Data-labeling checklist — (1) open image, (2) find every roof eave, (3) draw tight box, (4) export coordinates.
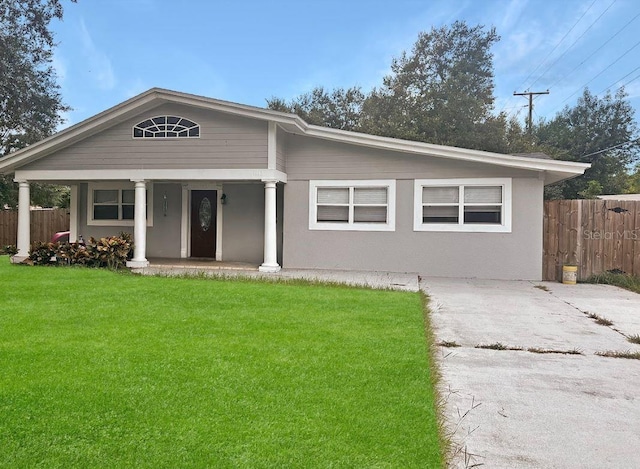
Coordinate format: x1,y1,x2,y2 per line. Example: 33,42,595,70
304,125,591,182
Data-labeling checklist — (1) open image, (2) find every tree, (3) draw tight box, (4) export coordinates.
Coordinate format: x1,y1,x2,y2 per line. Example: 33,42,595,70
626,166,640,193
360,21,507,152
0,0,73,208
267,86,365,131
267,22,507,152
537,88,639,199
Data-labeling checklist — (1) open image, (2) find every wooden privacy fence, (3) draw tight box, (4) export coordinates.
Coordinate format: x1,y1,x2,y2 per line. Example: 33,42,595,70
543,199,640,281
0,209,70,247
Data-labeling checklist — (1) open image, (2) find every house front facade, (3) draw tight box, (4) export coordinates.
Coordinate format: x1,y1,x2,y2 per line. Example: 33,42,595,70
0,88,589,279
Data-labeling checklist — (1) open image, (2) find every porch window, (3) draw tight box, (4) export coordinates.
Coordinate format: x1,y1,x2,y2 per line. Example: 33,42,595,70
133,116,200,138
87,183,154,226
309,180,396,231
414,178,511,232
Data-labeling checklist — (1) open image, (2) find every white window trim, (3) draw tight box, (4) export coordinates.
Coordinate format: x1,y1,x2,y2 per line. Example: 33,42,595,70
309,180,396,231
132,115,200,139
413,178,512,233
87,182,154,227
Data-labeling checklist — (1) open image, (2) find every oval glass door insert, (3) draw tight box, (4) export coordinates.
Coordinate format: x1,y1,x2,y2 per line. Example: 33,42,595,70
199,197,212,231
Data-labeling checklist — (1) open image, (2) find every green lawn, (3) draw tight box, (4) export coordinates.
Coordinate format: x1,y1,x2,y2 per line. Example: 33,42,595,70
0,257,443,468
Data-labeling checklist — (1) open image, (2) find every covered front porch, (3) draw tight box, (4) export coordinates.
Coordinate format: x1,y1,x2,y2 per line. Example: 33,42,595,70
12,174,284,273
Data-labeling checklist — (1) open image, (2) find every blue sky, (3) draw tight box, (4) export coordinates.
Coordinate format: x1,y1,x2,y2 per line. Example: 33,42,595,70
51,0,640,129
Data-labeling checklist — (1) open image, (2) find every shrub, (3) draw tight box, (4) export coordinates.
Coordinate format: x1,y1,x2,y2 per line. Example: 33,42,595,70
1,245,18,256
91,234,133,269
28,242,59,265
27,233,134,269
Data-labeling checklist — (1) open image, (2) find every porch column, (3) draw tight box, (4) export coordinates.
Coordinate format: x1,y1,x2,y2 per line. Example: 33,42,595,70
126,180,149,268
69,184,79,243
12,180,30,263
259,180,281,273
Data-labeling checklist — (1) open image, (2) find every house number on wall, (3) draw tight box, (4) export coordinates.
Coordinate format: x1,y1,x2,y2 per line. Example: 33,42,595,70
199,197,212,231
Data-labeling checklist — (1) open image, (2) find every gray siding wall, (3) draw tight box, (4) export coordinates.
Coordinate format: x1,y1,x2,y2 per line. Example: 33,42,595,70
282,178,544,280
285,134,535,180
276,129,286,172
27,103,268,171
78,182,182,258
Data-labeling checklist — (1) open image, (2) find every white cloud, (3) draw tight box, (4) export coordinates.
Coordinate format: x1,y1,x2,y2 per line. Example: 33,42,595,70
79,18,116,90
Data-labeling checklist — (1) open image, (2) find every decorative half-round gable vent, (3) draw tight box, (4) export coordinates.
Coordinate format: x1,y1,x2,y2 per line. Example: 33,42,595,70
133,116,200,138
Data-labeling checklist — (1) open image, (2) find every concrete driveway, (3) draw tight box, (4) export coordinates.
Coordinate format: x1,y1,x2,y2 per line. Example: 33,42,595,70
422,278,640,469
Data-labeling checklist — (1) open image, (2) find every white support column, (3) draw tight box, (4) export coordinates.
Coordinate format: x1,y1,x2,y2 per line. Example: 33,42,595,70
12,181,30,263
69,184,79,243
126,180,149,268
259,180,281,272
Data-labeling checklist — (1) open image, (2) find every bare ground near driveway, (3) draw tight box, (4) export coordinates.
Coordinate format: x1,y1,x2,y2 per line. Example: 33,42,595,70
422,278,640,469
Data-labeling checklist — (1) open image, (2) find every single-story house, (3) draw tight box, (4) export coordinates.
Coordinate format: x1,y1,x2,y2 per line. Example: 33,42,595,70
0,88,590,279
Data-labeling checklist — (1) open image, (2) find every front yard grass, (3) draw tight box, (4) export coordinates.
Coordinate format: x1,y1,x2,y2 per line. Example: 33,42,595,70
0,257,443,468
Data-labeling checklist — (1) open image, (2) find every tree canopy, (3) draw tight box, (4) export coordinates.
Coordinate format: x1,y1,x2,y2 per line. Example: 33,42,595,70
0,0,72,208
269,21,508,152
536,88,639,199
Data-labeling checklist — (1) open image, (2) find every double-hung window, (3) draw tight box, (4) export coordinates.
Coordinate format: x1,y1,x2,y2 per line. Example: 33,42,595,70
88,182,153,226
414,178,511,232
309,180,396,231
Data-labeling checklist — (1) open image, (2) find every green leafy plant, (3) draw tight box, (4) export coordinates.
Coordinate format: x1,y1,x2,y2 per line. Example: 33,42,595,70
27,241,59,265
1,244,17,256
90,234,133,269
27,233,133,269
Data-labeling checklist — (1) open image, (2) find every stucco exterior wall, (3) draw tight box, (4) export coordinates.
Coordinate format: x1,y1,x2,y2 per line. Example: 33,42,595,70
282,178,544,280
25,103,269,171
221,183,265,264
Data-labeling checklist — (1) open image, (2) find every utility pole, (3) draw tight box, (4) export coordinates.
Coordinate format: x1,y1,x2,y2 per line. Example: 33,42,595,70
513,90,549,135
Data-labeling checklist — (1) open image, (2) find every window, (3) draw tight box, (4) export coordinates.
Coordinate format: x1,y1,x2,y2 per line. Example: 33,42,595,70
414,179,511,232
133,116,200,138
87,183,154,226
309,180,396,231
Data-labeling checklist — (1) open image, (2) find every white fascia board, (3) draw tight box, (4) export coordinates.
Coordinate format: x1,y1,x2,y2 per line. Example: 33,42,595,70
14,168,288,183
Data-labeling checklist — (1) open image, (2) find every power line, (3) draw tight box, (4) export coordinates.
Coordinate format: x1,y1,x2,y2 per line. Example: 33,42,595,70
530,0,616,90
621,71,640,88
598,65,640,94
499,0,598,117
514,0,598,94
549,38,640,114
580,138,640,159
546,10,639,91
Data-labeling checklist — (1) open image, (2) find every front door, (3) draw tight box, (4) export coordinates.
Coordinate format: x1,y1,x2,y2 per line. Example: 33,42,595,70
190,190,217,258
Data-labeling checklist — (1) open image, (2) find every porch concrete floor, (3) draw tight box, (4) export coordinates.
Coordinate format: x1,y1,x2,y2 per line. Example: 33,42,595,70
145,258,258,271
133,259,419,291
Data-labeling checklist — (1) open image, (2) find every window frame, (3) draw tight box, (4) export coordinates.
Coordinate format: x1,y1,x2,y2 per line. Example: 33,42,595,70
309,180,396,231
132,115,200,139
87,182,154,227
413,178,512,232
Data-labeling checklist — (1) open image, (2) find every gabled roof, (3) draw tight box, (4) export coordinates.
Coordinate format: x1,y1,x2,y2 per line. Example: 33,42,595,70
0,87,590,184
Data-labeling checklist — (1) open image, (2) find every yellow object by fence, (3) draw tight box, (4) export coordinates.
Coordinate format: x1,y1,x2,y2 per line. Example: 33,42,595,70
562,265,578,285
